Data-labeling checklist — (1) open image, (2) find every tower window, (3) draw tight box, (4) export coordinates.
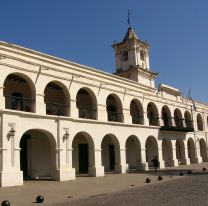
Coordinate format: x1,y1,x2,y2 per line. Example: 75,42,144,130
140,51,145,61
122,50,128,61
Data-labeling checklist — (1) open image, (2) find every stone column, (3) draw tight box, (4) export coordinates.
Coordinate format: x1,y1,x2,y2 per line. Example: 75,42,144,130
158,147,165,169
0,86,5,109
123,108,132,124
171,146,179,167
143,111,149,126
70,99,78,118
114,148,128,174
195,140,202,163
97,104,108,122
136,148,148,171
35,93,46,115
181,147,190,165
88,148,104,177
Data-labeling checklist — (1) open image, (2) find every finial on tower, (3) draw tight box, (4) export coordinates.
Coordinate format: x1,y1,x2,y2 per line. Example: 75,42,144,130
127,9,131,27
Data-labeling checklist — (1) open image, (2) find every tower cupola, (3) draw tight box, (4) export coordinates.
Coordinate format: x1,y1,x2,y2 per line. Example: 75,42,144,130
112,27,158,87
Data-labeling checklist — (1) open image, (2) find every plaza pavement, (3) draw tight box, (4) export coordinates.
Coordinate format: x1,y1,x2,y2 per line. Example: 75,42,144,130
0,162,208,206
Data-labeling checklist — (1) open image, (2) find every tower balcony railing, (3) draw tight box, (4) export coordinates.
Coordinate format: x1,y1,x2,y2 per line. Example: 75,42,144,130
160,117,194,132
46,102,69,116
131,115,143,124
5,95,35,112
78,107,97,120
107,111,123,122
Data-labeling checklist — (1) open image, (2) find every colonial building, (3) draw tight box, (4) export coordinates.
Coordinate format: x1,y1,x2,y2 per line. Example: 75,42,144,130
0,27,207,187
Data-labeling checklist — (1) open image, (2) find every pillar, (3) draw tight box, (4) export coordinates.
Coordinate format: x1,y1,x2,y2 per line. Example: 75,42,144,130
123,108,132,124
70,99,78,118
136,148,148,171
0,86,5,109
114,148,128,174
158,147,165,169
88,148,104,177
97,104,107,121
35,93,46,114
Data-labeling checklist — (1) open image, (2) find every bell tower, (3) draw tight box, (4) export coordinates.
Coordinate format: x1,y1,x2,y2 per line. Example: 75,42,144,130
112,27,158,87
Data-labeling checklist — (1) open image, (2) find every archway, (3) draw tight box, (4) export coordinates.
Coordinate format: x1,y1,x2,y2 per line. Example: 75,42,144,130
176,139,185,164
162,138,173,167
197,113,203,131
174,109,183,127
76,88,97,120
106,94,123,122
147,102,159,126
20,129,56,180
184,111,193,129
130,99,144,124
101,134,120,172
125,135,141,170
44,81,70,116
199,139,208,162
72,132,94,175
187,138,196,163
145,136,158,167
161,106,172,127
4,73,36,112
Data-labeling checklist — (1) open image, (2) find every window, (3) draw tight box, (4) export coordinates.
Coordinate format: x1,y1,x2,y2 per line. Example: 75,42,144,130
122,50,128,61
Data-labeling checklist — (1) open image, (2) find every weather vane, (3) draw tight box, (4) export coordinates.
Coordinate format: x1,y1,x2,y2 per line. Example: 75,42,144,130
127,9,131,27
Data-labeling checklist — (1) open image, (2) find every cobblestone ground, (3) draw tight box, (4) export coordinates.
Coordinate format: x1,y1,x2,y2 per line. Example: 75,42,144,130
1,163,208,206
55,173,208,206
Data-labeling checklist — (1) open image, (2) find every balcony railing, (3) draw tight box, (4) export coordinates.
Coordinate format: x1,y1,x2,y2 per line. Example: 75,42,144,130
160,117,194,132
197,123,204,131
78,108,97,120
148,117,159,126
107,111,123,122
132,115,143,124
46,102,69,116
5,95,35,112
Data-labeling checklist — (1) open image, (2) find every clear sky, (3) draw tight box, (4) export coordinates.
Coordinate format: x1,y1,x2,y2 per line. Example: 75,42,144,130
0,0,208,103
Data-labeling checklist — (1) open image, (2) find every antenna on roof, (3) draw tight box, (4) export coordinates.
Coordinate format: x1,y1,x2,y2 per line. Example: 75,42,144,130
127,9,131,27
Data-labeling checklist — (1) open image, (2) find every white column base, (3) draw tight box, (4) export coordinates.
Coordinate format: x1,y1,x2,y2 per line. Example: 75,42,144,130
88,166,104,177
136,163,148,171
0,170,23,187
52,168,75,181
115,164,128,174
159,160,165,169
180,158,190,165
169,159,179,167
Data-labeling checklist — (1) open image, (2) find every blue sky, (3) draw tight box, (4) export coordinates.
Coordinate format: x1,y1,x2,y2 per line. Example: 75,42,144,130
1,0,208,102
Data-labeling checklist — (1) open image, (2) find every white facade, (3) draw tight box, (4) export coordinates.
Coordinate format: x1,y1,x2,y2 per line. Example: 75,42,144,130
0,27,208,187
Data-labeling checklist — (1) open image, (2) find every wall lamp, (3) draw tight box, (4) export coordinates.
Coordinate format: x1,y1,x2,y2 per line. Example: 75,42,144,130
63,130,69,141
7,127,15,140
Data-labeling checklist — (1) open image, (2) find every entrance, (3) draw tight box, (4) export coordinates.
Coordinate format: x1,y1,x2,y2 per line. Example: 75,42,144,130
20,134,30,178
79,144,89,173
109,145,115,170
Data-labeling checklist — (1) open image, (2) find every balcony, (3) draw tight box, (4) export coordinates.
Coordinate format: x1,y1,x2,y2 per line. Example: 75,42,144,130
132,115,143,124
160,117,194,132
108,111,123,122
5,95,35,112
46,102,69,116
148,117,159,126
79,108,97,120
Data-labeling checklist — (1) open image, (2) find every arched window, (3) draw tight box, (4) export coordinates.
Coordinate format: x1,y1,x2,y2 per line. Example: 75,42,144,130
130,99,144,124
197,113,203,131
122,50,128,61
161,106,172,127
147,102,159,126
174,109,183,127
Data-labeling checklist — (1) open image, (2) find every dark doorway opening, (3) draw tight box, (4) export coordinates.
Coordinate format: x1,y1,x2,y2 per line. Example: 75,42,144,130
79,144,89,173
109,145,115,170
20,134,30,178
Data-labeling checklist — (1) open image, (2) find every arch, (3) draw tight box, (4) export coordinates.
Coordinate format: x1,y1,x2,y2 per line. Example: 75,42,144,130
174,109,183,127
161,105,172,127
199,139,208,162
145,136,158,167
187,138,196,163
184,111,193,128
162,138,173,167
197,113,203,131
106,94,123,122
147,102,159,126
76,87,97,120
130,99,144,124
176,139,185,165
101,134,120,172
20,129,56,180
44,81,70,116
72,132,95,175
125,135,141,169
4,73,36,112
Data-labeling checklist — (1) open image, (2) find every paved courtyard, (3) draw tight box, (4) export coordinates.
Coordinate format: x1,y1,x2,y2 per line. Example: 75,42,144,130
0,163,208,206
